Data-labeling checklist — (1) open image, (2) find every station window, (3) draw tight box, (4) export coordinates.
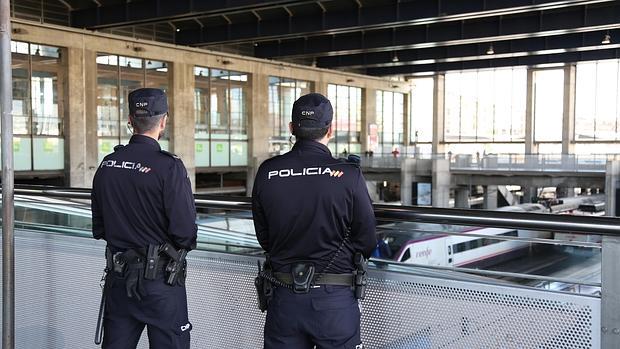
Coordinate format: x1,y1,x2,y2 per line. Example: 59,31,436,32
444,68,526,143
533,69,564,143
11,40,65,171
327,84,362,156
194,67,249,167
96,54,170,162
401,248,411,262
376,91,405,155
268,77,313,155
410,77,433,150
575,60,620,141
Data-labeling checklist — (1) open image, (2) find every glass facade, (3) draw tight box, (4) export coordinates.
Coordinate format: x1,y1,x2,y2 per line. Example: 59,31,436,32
268,77,312,155
194,67,249,167
376,90,405,154
444,68,526,143
327,84,362,155
533,69,564,143
410,77,434,146
11,40,64,171
96,54,170,162
575,60,620,141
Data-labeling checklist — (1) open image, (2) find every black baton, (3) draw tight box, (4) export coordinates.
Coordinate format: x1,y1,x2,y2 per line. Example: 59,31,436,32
94,270,106,345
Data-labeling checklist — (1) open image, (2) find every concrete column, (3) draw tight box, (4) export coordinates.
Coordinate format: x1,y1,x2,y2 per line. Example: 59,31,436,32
432,159,450,208
455,187,470,208
556,186,575,198
401,158,415,206
525,69,538,154
65,47,89,187
562,64,576,155
605,160,620,217
246,71,270,196
402,92,410,155
315,81,329,96
431,74,445,155
170,62,196,190
362,87,377,153
522,186,538,204
401,158,434,206
483,185,498,210
81,49,99,188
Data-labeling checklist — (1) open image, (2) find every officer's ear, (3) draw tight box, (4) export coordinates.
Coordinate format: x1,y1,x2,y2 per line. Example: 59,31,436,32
288,122,294,135
326,124,334,139
160,113,168,129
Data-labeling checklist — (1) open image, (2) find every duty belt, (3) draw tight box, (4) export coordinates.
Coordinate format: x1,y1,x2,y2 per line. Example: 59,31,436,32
273,272,353,286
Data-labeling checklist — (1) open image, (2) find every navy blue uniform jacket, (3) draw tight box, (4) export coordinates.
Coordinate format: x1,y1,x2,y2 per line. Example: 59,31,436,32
252,140,377,274
91,135,197,252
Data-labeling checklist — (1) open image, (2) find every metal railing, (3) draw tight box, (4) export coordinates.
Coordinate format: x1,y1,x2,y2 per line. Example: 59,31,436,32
3,186,620,348
360,153,616,173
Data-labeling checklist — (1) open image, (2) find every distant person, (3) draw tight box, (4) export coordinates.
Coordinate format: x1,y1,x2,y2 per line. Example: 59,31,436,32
252,93,376,349
92,88,197,348
392,148,400,158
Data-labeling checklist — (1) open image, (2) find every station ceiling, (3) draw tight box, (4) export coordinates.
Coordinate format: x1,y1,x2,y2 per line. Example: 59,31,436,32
22,0,620,76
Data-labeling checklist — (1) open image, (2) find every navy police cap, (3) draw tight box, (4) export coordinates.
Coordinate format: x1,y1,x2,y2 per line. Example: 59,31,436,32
128,88,168,117
291,93,333,129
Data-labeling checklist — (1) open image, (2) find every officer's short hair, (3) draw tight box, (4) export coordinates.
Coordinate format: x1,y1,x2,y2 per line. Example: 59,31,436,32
293,125,329,140
131,113,165,134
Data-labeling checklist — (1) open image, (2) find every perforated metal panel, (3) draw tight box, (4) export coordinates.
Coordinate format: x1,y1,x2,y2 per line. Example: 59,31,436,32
360,277,598,348
0,230,601,348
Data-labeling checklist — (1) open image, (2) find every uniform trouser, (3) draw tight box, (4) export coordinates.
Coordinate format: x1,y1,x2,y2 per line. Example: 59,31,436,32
102,272,192,349
264,285,362,349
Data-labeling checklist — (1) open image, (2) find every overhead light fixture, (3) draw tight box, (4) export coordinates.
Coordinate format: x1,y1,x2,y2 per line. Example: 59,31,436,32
602,33,611,45
176,28,181,32
486,44,495,55
392,53,399,62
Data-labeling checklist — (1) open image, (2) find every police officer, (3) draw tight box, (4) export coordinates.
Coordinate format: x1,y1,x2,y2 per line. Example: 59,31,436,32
252,93,377,349
92,88,197,349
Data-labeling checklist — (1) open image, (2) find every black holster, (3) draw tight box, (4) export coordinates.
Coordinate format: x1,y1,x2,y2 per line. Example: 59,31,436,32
160,243,188,286
254,256,273,312
353,252,368,300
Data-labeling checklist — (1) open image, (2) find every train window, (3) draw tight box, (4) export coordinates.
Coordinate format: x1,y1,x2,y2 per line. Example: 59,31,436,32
401,248,411,262
452,230,518,253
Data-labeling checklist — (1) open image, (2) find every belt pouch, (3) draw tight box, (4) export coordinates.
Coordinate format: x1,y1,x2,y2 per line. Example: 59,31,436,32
144,244,160,280
291,263,315,294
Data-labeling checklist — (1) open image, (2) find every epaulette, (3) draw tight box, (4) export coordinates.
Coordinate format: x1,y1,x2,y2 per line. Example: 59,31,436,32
160,149,180,160
346,154,362,167
113,144,124,151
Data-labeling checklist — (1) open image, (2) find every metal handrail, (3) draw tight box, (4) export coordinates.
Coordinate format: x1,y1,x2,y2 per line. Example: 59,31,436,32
11,185,619,236
9,185,608,288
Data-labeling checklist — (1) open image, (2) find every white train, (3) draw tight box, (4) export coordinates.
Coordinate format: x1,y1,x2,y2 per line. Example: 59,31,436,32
375,203,556,267
377,223,547,268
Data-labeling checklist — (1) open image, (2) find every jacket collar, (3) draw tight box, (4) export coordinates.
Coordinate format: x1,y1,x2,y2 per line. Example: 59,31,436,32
292,139,332,156
129,134,161,150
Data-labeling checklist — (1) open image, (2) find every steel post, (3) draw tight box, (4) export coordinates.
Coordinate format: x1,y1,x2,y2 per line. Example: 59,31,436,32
0,0,14,347
602,236,620,348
